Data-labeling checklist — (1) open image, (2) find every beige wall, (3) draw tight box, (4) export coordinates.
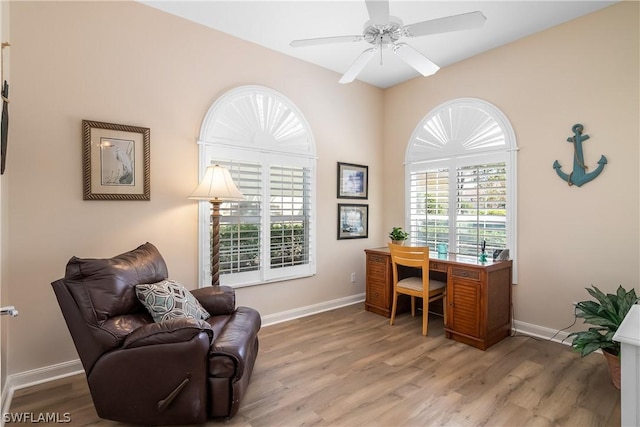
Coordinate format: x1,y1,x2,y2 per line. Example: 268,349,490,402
383,2,639,331
7,1,383,375
0,0,9,392
5,0,639,377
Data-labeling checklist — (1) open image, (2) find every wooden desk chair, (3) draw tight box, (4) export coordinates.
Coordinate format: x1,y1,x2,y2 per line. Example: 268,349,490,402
388,243,447,336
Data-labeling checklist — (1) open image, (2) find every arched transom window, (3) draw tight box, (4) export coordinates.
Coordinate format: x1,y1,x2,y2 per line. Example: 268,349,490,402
405,98,517,266
197,86,316,287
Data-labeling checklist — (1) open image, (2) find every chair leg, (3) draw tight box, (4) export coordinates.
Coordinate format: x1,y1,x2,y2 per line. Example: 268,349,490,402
422,295,429,336
411,296,416,317
390,291,398,326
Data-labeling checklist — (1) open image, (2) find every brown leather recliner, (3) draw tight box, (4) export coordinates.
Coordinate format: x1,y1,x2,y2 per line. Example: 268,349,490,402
51,242,261,426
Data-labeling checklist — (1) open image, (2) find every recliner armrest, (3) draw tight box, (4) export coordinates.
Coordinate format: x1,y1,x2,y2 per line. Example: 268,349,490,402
191,286,235,316
122,318,213,349
209,306,261,380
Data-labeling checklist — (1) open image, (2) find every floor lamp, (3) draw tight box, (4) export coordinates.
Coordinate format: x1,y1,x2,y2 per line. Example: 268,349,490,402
189,164,244,286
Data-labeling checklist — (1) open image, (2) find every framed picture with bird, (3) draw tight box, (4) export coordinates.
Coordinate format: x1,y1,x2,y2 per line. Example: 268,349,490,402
82,120,150,200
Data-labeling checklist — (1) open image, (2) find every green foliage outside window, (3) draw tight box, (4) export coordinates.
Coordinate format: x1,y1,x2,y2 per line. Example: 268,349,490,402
217,223,308,273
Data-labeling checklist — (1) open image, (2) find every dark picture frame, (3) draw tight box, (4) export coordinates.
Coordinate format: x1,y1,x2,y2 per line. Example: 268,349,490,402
337,162,368,199
338,203,369,240
82,120,150,201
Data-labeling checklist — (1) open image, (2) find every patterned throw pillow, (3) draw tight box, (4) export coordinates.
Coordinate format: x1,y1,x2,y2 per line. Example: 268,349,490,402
135,279,210,323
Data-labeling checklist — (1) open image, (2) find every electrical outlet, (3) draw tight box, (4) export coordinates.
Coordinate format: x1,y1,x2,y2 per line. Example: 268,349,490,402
350,272,356,283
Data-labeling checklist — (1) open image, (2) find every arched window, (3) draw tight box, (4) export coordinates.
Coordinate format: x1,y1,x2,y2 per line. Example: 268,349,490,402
405,98,517,266
197,86,316,287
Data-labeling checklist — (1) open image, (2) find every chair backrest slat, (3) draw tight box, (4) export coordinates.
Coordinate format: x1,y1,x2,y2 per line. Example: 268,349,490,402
388,244,430,269
388,243,430,293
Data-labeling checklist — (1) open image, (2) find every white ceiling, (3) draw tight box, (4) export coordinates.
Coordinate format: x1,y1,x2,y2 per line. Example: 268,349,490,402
142,0,618,88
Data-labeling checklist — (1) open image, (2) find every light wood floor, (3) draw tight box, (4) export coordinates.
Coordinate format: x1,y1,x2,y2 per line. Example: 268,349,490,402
8,304,621,426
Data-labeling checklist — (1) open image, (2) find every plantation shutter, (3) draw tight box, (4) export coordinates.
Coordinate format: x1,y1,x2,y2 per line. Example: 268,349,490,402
214,156,314,285
217,160,262,276
455,162,507,256
409,167,449,248
269,165,311,269
408,158,507,257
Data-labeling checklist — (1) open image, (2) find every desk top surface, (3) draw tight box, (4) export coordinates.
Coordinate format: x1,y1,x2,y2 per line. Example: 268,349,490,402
365,246,512,269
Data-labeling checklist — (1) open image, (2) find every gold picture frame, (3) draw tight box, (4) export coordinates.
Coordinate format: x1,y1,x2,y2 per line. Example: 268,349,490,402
82,120,150,200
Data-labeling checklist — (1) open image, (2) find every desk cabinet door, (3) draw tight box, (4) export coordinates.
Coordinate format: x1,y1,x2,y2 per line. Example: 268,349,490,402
448,278,481,338
366,253,390,310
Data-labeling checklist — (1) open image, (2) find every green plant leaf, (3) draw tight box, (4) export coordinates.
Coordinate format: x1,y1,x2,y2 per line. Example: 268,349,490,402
580,341,603,357
575,300,618,331
587,286,616,315
569,285,637,358
618,286,639,320
569,328,609,357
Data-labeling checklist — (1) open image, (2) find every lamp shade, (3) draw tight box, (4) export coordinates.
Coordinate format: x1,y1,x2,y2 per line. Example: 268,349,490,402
188,164,244,201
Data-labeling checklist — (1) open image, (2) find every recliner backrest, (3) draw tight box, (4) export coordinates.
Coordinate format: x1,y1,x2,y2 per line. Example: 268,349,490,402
52,242,169,373
64,242,168,322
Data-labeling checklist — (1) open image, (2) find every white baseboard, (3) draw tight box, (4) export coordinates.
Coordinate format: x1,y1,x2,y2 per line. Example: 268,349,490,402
261,293,365,326
1,359,83,426
512,319,573,346
7,359,84,392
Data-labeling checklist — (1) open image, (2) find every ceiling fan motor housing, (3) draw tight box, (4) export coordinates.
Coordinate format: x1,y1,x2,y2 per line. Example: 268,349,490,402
363,16,403,47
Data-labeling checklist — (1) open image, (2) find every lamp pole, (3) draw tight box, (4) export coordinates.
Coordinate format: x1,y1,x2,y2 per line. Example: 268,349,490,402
210,200,222,287
189,164,244,287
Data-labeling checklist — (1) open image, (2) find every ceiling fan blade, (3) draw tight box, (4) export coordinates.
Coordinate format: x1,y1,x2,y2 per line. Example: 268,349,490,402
365,0,390,25
404,11,487,38
392,43,440,76
290,35,364,48
339,47,378,84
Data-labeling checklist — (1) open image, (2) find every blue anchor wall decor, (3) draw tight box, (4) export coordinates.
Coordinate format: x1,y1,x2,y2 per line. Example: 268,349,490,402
553,124,607,187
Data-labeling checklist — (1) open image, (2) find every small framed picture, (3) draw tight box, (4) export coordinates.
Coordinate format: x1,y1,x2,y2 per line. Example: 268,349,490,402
338,204,368,240
82,120,150,201
337,162,368,199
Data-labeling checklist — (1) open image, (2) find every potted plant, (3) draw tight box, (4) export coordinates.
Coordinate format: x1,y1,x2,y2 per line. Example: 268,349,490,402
568,285,639,390
389,227,409,245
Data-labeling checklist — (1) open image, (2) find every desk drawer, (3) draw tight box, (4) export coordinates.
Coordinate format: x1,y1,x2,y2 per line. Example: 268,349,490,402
367,282,386,306
367,254,388,264
429,261,447,272
367,262,387,278
450,267,481,281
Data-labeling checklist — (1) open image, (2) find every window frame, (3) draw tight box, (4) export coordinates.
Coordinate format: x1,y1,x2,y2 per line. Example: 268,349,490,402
404,98,518,278
196,86,317,288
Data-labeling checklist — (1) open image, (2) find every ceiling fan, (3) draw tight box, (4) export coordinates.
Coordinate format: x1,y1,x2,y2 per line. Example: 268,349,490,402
290,0,486,84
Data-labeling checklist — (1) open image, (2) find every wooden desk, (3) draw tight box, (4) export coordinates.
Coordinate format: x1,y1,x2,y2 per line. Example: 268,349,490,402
364,247,513,350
